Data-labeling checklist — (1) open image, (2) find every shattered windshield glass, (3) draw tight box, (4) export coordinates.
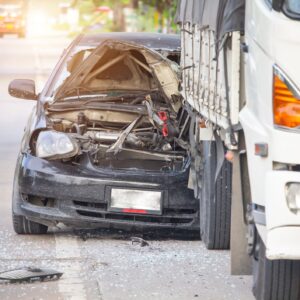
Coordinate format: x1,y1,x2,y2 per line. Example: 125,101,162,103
47,46,93,99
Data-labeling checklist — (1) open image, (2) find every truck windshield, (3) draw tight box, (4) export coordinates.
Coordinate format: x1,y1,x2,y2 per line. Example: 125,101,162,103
284,0,300,19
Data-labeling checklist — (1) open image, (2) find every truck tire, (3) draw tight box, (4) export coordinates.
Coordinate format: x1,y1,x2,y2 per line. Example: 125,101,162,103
253,235,300,300
200,141,232,250
12,212,48,234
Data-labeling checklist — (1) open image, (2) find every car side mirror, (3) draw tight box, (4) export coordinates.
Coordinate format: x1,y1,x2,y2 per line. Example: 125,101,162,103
8,79,38,100
272,0,283,11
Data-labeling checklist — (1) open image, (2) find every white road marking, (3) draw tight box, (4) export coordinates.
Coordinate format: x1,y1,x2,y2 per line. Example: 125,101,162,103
55,234,87,300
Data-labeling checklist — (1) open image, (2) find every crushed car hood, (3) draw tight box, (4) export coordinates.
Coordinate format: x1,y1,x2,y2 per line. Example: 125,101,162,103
54,40,182,112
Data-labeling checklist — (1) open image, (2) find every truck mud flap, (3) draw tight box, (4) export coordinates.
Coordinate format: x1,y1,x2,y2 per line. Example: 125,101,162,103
231,151,251,275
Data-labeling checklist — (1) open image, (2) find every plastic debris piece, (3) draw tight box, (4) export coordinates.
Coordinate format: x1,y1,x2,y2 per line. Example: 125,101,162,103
0,267,63,283
131,237,149,247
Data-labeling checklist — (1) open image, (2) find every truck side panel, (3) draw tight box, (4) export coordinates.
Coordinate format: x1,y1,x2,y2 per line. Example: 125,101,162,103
180,22,242,146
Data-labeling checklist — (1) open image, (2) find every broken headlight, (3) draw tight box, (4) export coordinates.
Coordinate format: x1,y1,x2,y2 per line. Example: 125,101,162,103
36,131,79,160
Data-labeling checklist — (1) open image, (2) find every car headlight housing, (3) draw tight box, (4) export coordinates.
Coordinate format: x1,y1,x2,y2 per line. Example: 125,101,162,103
285,183,300,213
36,131,79,160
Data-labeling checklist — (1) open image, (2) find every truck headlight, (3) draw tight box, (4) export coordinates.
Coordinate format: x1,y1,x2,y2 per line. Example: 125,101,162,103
36,131,79,160
285,183,300,212
273,66,300,129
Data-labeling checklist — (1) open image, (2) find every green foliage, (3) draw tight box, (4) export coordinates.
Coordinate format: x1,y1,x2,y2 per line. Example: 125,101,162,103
142,0,177,12
72,0,178,33
92,0,131,6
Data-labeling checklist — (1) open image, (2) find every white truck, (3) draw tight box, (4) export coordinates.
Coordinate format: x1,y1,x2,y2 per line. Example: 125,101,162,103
175,0,300,299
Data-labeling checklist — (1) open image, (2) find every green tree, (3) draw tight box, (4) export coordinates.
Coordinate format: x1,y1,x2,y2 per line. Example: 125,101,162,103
71,0,178,33
93,0,131,31
140,0,178,32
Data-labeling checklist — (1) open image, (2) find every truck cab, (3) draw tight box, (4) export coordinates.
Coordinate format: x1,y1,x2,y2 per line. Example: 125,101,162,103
176,0,300,299
242,0,300,258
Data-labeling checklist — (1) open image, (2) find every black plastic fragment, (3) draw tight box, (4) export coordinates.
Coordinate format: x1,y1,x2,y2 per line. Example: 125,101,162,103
0,267,63,283
131,237,149,247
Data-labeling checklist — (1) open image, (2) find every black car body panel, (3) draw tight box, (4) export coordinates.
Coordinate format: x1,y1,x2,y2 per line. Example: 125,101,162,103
15,154,198,230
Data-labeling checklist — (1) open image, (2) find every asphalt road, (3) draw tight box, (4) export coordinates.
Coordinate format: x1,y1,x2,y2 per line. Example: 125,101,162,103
0,34,254,300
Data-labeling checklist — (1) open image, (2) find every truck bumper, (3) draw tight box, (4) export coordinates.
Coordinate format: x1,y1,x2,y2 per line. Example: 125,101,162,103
267,227,300,260
264,170,300,259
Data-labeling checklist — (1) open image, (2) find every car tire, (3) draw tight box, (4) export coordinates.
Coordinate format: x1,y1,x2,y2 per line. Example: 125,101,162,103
12,169,48,235
12,212,48,234
200,141,232,250
253,234,300,300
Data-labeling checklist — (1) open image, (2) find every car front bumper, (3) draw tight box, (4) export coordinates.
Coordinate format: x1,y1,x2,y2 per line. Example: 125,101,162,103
15,154,199,230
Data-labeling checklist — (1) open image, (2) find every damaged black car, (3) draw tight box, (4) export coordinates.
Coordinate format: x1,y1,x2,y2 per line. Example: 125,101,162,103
9,33,199,234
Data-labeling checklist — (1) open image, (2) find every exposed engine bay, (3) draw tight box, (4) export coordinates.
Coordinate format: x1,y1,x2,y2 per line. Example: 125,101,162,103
38,40,189,173
44,92,190,172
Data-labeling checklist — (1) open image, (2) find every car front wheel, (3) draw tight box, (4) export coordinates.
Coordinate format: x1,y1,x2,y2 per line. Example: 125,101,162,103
12,213,48,234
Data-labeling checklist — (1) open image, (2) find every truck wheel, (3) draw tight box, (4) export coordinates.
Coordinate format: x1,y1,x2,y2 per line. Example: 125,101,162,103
12,212,48,234
253,234,300,300
200,141,232,250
